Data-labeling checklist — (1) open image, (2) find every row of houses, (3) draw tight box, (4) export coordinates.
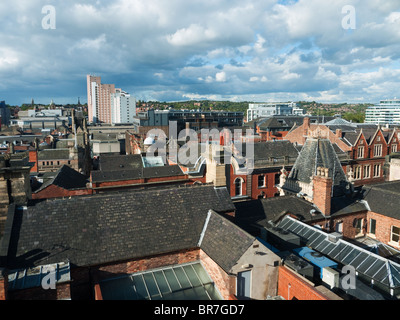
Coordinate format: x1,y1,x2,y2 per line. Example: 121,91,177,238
1,113,400,300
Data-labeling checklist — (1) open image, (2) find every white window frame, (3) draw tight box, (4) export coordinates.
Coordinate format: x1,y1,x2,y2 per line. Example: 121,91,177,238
368,218,376,237
373,164,381,177
258,175,266,188
355,166,362,180
363,165,371,179
234,178,244,196
374,144,382,157
390,226,400,246
357,146,364,159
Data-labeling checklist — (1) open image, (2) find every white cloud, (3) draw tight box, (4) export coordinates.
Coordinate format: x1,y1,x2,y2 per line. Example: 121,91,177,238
215,71,227,82
1,0,400,105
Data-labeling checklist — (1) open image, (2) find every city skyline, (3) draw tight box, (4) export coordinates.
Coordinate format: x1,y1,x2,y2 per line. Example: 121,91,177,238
1,0,400,106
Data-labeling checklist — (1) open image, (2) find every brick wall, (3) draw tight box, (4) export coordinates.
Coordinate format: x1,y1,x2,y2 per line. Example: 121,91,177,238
277,266,329,300
94,249,200,283
0,269,7,300
367,211,400,249
91,175,189,190
330,212,368,239
250,172,280,199
7,282,71,300
32,184,92,200
28,150,38,172
199,249,236,300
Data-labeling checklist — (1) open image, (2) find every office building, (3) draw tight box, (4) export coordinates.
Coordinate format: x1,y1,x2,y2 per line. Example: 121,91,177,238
365,99,400,125
247,102,302,122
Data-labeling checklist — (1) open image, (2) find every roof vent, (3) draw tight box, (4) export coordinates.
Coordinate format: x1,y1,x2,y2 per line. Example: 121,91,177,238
328,232,343,243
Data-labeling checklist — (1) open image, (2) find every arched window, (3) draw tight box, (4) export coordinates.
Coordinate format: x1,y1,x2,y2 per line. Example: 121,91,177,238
234,178,244,196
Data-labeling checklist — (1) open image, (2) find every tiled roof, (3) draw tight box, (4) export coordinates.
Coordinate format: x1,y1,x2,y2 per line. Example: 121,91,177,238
98,154,144,171
287,138,349,196
235,196,325,229
4,185,236,269
235,140,299,162
201,210,255,272
91,165,185,183
37,149,70,160
34,165,88,193
362,181,400,220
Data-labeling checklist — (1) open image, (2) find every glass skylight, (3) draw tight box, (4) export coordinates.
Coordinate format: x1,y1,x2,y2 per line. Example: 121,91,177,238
99,262,222,300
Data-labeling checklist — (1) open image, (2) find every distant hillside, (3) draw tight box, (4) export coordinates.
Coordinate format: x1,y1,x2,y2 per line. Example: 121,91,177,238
138,100,372,123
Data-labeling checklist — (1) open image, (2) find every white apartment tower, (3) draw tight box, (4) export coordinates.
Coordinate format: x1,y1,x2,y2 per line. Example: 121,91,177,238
87,75,135,124
111,89,136,124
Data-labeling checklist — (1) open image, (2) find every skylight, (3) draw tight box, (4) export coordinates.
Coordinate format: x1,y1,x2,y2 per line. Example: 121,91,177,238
99,262,222,300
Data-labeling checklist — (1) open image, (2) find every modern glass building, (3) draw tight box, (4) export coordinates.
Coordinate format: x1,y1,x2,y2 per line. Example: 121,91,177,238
247,102,304,122
365,99,400,125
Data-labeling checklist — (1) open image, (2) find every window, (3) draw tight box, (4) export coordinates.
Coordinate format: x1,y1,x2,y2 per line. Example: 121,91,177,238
353,218,364,236
357,146,364,158
391,226,400,244
392,144,398,153
258,175,265,188
363,165,371,179
373,164,381,177
274,173,280,185
355,166,362,180
369,219,376,235
234,178,243,196
374,144,382,157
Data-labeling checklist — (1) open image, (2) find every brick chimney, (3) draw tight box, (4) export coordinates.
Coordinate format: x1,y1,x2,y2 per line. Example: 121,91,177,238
303,117,310,141
204,144,226,188
312,167,333,216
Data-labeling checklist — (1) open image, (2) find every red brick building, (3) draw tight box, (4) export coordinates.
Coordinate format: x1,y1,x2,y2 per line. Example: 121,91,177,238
0,185,281,300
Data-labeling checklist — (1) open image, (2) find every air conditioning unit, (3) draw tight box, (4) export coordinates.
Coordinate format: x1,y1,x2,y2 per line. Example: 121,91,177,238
284,253,314,281
322,267,340,289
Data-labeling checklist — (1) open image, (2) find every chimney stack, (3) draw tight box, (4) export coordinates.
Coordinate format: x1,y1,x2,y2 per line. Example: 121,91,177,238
312,167,333,216
204,144,227,188
303,117,310,142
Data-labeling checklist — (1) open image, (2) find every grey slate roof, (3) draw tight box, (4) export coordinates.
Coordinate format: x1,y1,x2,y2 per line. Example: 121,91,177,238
287,138,350,197
38,149,70,160
98,154,144,171
91,164,185,183
234,140,299,164
3,185,236,269
247,116,335,131
235,196,325,228
362,181,400,220
201,210,255,272
34,165,88,193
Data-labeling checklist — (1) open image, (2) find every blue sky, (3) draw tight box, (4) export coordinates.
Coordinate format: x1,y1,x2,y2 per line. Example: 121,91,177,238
1,0,400,105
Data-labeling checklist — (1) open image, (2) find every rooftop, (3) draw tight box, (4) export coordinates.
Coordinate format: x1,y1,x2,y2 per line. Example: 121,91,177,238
1,185,236,270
